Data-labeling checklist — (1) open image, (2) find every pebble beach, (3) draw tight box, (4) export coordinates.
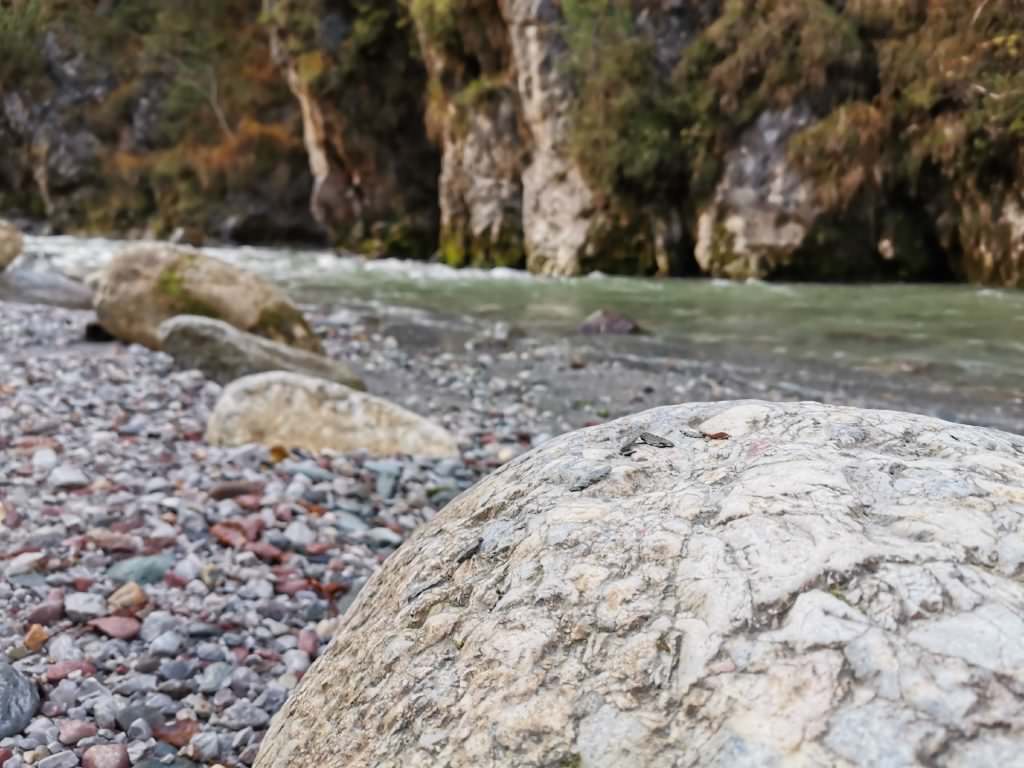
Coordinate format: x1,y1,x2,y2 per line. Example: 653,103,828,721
1,289,1020,768
0,297,722,768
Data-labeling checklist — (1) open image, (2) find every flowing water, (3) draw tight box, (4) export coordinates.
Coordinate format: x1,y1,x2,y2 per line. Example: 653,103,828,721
19,235,1024,432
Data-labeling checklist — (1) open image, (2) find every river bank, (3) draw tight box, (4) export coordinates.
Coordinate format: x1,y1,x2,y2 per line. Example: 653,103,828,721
1,279,1022,766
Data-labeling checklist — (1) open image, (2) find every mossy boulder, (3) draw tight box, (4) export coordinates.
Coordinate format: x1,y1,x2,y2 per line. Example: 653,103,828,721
93,244,321,352
0,219,23,271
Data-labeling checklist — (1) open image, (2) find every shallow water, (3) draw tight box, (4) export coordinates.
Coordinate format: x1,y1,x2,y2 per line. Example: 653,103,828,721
20,235,1024,427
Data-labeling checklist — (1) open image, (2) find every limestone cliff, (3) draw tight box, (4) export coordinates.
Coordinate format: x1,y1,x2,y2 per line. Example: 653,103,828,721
1,1,1023,286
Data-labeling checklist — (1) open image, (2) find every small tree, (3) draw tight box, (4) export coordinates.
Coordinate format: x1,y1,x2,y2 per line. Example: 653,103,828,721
143,0,237,140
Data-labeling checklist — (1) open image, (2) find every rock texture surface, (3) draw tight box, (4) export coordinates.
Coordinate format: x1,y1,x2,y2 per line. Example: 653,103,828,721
0,219,23,271
256,400,1024,768
93,245,321,352
206,371,459,458
158,315,364,388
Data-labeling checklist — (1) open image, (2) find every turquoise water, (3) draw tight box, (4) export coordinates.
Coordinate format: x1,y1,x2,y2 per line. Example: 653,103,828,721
23,235,1024,400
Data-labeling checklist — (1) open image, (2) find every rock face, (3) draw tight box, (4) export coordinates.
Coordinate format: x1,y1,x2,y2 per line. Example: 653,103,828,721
695,107,821,280
262,0,439,255
256,400,1024,767
0,219,23,270
958,185,1024,288
206,371,459,458
158,315,364,388
93,245,321,353
0,662,39,738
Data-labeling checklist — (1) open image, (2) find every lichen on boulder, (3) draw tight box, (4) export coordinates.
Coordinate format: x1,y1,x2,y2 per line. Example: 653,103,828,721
256,400,1024,767
93,244,321,352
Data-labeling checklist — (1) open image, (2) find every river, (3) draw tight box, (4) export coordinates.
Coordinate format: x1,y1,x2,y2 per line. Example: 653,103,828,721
17,234,1024,435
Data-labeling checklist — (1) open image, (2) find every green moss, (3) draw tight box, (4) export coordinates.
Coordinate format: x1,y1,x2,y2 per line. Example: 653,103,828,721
256,302,322,353
154,255,221,317
562,0,686,206
440,225,525,269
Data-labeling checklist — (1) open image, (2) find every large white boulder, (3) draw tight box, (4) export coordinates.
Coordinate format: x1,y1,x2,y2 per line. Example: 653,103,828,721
206,371,459,458
256,400,1024,767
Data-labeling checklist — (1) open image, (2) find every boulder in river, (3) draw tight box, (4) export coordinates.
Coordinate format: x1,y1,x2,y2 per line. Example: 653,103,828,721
0,220,24,271
0,662,40,738
158,315,365,389
206,371,459,458
256,400,1024,767
92,245,321,352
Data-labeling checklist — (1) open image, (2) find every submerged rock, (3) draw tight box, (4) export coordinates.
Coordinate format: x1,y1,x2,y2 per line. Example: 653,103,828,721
206,371,459,458
0,220,24,271
256,401,1024,767
577,308,642,335
158,315,364,388
92,245,321,352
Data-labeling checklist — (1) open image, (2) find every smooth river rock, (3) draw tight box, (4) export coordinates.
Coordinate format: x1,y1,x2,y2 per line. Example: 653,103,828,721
158,315,365,388
206,371,459,458
0,267,94,309
256,400,1024,768
92,244,321,352
0,662,40,738
0,219,22,271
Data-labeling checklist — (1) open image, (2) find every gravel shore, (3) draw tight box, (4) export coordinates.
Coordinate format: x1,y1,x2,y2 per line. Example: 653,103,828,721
1,296,1018,768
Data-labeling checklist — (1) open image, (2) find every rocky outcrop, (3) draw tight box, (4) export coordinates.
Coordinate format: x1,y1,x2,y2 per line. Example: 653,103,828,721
0,5,316,242
0,220,23,270
206,371,459,458
695,107,821,279
93,245,321,352
262,0,439,256
957,184,1024,288
158,315,364,388
256,400,1024,767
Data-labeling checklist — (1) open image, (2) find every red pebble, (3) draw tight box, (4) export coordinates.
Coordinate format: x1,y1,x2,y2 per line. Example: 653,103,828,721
73,577,94,591
276,579,311,595
82,744,130,768
164,571,188,588
210,523,247,549
297,629,319,657
46,661,97,683
246,541,284,562
25,600,64,626
88,616,141,640
0,747,12,766
235,494,263,511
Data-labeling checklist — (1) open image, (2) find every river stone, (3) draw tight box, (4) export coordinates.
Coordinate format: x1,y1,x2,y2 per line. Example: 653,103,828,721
0,268,93,309
92,244,321,352
157,315,364,389
0,219,22,271
0,662,40,738
256,401,1024,768
205,372,459,458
